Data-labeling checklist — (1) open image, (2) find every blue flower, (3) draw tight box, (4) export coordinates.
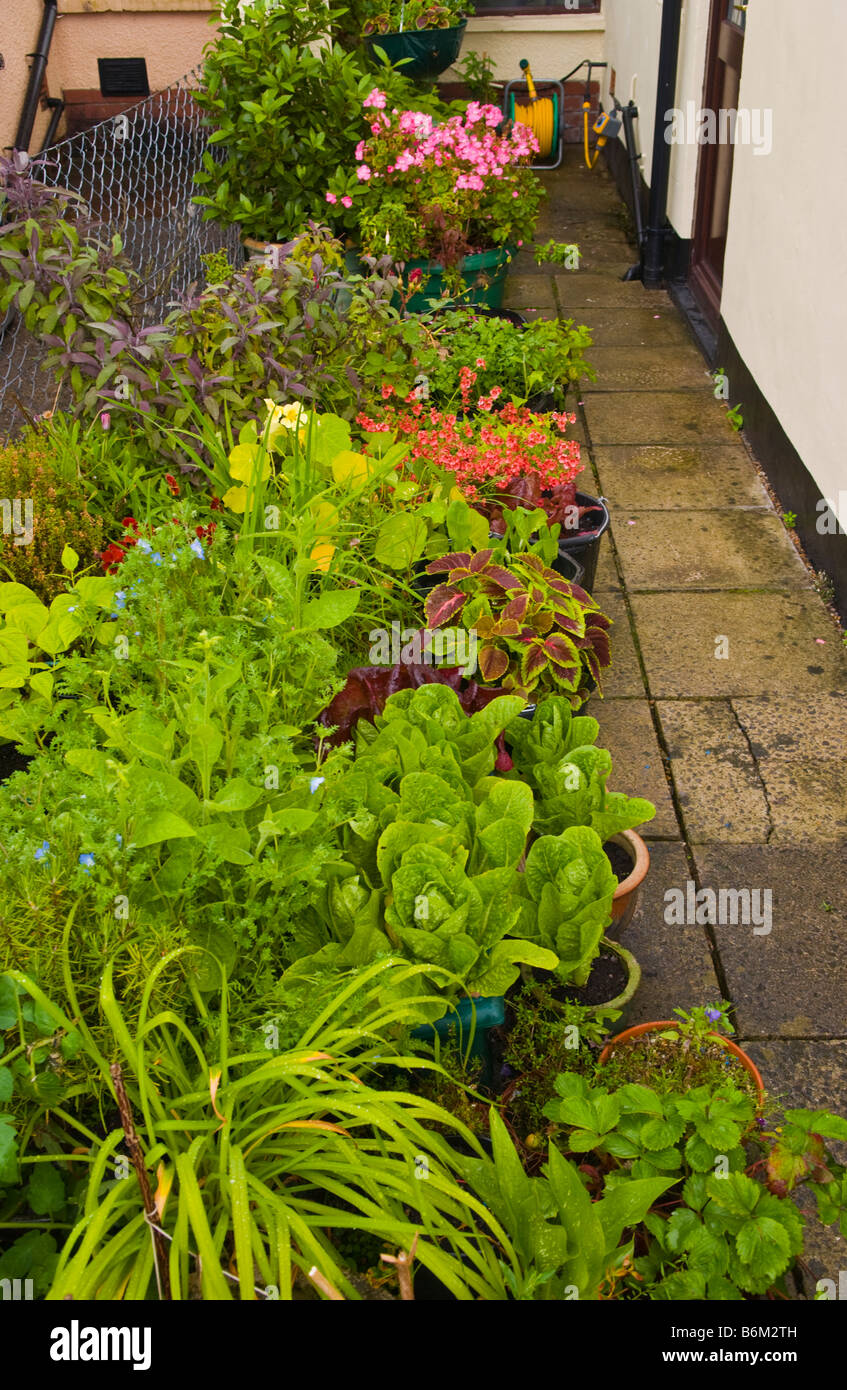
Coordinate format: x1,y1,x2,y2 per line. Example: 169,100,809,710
78,852,95,871
151,552,162,565
136,538,152,555
309,776,325,794
114,590,127,610
189,538,205,560
34,840,50,862
705,1008,722,1022
115,833,123,846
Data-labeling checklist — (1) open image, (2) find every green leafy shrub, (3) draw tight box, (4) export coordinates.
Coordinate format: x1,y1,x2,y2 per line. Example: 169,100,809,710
0,431,105,601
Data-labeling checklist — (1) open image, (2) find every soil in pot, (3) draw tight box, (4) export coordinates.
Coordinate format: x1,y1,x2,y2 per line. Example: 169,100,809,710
604,838,634,883
601,1031,760,1103
555,947,629,1009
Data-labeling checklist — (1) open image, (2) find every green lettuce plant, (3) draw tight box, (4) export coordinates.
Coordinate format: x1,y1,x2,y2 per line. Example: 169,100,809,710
514,826,617,985
504,695,656,840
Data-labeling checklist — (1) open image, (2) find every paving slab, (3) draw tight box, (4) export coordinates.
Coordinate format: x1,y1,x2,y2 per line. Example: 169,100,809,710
742,1040,847,1298
593,444,771,510
613,510,812,591
582,697,680,839
607,842,723,1025
584,390,739,445
554,274,660,311
567,308,692,347
631,591,847,698
591,537,621,593
656,700,771,844
732,696,847,762
503,275,557,311
581,346,711,392
596,590,646,698
693,844,847,1039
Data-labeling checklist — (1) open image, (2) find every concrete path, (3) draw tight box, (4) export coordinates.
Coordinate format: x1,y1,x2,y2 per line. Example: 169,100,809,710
506,150,847,1296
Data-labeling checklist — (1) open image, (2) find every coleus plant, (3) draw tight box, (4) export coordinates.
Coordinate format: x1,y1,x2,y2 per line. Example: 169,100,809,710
505,695,655,840
424,549,612,705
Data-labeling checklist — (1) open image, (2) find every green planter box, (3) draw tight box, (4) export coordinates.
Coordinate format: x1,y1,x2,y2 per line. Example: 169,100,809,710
365,21,467,82
402,243,516,313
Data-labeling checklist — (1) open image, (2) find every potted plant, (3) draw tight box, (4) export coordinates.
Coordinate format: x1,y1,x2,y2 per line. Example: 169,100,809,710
423,549,613,707
504,695,654,927
363,2,468,83
328,93,543,308
413,306,597,410
597,1003,765,1103
193,1,420,252
357,390,609,589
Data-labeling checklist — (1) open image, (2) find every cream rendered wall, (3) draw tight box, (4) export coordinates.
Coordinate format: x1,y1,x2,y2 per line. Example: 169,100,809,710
445,11,605,84
1,5,217,153
601,0,709,238
721,0,847,525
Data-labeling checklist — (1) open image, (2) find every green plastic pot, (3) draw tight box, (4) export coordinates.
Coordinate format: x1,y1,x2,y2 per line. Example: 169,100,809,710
365,21,467,82
401,243,516,313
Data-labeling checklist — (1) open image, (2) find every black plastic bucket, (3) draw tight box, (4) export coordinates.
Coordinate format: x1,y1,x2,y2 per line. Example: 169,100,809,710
556,492,610,593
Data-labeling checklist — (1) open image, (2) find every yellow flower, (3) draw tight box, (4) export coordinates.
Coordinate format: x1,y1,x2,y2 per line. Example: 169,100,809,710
222,484,248,513
228,442,271,486
310,542,336,573
264,398,310,438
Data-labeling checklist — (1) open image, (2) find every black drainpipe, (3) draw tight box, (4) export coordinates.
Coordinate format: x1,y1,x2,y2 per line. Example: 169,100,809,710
642,0,684,289
14,0,59,154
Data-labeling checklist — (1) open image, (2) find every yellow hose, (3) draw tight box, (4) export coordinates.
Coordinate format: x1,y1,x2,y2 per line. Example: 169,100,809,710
583,101,601,169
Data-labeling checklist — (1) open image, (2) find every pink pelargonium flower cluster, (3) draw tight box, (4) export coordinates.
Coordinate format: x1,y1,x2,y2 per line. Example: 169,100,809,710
354,93,539,196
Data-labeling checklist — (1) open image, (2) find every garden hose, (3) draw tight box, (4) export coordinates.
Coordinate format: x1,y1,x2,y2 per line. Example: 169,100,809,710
511,61,558,161
584,102,602,169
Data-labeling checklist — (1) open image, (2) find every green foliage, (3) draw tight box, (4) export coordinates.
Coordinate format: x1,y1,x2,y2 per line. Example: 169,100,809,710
7,962,516,1300
453,49,500,105
505,694,655,840
425,550,613,705
0,431,106,603
459,1109,674,1300
410,309,595,406
193,2,436,243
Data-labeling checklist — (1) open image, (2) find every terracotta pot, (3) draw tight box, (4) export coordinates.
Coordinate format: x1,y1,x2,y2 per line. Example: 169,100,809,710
598,1020,765,1105
608,828,650,932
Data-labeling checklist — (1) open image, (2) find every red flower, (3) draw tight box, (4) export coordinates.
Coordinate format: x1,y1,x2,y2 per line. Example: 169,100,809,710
122,516,139,532
100,543,126,574
165,474,180,498
210,496,223,512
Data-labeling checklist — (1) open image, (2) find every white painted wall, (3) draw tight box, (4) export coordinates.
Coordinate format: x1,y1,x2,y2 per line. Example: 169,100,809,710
721,0,847,526
600,0,709,238
445,11,605,84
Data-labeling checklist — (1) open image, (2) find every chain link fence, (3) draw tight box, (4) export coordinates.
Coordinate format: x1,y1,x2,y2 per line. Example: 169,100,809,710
0,68,241,439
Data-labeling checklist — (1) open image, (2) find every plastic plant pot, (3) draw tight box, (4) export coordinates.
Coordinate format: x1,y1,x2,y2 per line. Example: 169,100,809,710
598,1020,766,1107
402,244,516,314
365,20,467,82
606,829,650,934
556,492,610,593
411,994,504,1086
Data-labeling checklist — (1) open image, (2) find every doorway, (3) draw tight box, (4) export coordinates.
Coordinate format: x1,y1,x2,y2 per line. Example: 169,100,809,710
689,0,747,328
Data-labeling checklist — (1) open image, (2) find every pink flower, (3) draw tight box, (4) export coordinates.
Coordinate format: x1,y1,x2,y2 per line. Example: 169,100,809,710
355,140,366,161
475,357,486,368
363,89,387,110
100,411,111,430
341,196,353,209
325,192,337,204
356,164,372,181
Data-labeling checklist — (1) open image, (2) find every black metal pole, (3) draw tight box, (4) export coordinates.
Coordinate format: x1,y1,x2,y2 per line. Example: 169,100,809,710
642,0,684,288
14,0,59,154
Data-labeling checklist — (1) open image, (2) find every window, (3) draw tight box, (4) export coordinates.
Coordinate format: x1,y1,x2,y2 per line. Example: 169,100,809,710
727,2,747,30
471,1,601,14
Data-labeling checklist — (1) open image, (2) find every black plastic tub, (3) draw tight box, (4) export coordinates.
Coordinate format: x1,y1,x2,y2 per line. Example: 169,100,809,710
555,491,610,593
